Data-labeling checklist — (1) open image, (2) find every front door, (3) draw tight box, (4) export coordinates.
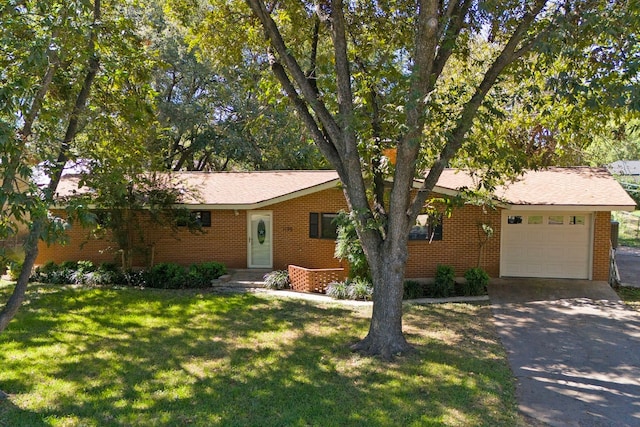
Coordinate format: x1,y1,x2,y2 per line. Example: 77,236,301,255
248,211,272,268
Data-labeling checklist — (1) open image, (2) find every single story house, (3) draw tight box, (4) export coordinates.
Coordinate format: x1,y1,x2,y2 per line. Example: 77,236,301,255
608,160,640,176
36,167,636,281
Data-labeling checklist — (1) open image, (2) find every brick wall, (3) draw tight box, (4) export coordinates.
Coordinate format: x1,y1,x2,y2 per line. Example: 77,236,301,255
406,204,501,278
35,189,612,281
592,211,611,281
36,189,502,277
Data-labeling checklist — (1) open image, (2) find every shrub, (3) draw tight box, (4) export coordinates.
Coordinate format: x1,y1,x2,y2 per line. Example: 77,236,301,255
76,260,96,274
463,267,489,296
122,269,147,287
84,267,124,286
187,262,227,288
403,280,424,300
144,262,187,289
7,261,23,281
263,270,290,289
348,278,373,301
326,280,349,299
333,211,370,281
433,264,455,298
34,261,76,284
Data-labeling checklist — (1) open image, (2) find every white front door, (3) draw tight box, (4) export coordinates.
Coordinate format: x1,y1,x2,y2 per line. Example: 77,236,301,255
500,211,593,279
248,211,273,268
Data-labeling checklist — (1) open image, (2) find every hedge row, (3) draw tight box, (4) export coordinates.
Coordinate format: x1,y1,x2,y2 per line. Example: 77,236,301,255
31,260,226,289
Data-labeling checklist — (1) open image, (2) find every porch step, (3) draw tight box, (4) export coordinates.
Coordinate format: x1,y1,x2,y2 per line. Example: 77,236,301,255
217,269,270,287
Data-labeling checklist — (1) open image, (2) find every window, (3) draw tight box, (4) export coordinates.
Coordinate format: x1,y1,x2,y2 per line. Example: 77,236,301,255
178,210,211,227
309,213,338,239
570,216,585,225
409,214,443,241
193,211,211,227
94,210,111,226
508,215,523,224
528,215,543,225
548,215,564,225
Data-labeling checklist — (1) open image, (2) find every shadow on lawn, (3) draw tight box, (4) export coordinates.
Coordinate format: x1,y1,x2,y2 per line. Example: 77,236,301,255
0,286,517,426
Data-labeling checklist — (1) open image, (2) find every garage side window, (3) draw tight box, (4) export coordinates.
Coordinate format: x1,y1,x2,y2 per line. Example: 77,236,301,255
507,215,523,224
570,216,585,225
548,215,564,225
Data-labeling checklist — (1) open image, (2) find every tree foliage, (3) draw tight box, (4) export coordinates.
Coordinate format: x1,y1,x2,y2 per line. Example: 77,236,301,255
0,0,159,332
177,0,640,359
142,1,326,171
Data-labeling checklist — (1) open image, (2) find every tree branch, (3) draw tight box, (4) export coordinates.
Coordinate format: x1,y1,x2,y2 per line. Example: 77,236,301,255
0,0,102,333
430,0,473,91
268,54,343,173
412,0,550,218
245,0,343,148
328,0,357,155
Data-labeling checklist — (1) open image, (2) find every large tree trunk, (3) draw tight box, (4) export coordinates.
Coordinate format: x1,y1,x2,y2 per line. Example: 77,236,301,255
245,0,551,361
351,243,412,360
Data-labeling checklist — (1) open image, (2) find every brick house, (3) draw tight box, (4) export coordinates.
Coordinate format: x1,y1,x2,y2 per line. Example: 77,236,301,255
36,167,635,280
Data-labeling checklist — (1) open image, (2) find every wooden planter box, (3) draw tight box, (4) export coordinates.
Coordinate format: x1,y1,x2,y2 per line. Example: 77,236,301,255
288,265,347,293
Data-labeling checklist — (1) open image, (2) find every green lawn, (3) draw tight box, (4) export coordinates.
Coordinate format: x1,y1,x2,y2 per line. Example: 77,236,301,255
613,211,640,247
0,282,522,426
618,286,640,311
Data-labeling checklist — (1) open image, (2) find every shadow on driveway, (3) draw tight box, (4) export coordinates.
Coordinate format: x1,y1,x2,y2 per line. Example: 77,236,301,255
489,279,640,427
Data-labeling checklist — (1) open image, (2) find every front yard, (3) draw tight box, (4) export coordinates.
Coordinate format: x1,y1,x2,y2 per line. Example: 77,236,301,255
0,281,522,426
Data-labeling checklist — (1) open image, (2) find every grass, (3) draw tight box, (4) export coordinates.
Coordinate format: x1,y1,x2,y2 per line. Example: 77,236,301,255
0,281,522,426
613,211,640,247
617,286,640,311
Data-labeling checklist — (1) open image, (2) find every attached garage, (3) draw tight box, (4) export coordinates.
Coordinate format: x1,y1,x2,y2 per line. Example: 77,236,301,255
500,211,593,279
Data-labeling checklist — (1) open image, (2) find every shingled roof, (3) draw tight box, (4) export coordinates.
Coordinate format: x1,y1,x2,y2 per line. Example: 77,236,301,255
55,167,635,211
433,167,636,211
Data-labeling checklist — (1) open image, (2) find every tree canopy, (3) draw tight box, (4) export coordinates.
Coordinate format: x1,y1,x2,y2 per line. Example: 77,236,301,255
174,0,640,358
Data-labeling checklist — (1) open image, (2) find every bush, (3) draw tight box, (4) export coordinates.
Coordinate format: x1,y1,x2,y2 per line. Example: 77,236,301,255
463,267,489,296
348,278,373,301
263,270,290,289
433,264,455,298
144,262,187,289
187,262,227,288
403,280,424,299
333,211,370,281
31,260,227,289
84,266,124,286
7,261,23,281
326,280,349,299
121,269,146,287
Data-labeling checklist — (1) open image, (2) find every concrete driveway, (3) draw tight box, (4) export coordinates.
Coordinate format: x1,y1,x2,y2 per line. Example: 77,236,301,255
489,279,640,426
616,246,640,287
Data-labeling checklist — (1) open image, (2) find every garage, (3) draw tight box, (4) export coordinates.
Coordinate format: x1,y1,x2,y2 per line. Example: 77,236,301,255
500,211,593,279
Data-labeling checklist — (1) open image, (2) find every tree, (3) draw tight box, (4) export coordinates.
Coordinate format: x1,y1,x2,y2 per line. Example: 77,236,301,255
179,0,638,358
142,1,326,171
0,0,157,332
76,167,200,269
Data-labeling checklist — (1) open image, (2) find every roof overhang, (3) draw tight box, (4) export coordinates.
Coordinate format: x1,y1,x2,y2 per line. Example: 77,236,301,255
499,204,636,212
178,178,341,210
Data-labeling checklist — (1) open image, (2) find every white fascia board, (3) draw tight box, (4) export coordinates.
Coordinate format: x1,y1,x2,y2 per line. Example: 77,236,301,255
502,204,637,212
411,180,461,198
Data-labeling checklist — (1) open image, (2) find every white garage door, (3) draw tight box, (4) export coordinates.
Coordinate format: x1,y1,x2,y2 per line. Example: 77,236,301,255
500,211,592,279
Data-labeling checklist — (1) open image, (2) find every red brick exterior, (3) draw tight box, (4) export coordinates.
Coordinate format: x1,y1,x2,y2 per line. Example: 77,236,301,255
592,211,612,281
35,188,612,280
407,204,501,278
